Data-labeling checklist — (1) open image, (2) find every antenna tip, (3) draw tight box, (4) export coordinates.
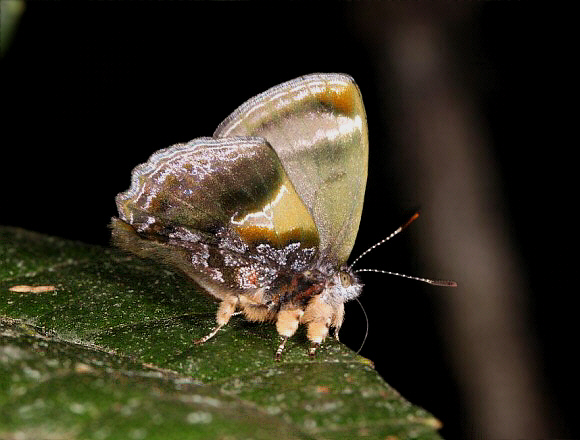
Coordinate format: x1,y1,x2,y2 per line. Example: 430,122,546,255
430,280,458,287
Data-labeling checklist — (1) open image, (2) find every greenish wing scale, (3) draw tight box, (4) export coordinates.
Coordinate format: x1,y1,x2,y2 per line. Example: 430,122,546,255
214,73,368,265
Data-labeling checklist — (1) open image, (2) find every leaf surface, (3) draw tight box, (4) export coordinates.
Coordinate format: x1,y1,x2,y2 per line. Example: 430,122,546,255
0,227,443,439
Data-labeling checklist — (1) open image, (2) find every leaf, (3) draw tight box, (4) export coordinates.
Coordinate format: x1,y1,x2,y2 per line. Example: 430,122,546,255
0,227,443,439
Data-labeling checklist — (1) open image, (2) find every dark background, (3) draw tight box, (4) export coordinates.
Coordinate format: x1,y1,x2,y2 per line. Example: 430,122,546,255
1,3,575,439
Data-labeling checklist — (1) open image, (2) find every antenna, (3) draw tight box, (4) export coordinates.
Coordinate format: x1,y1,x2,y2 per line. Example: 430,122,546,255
349,211,420,270
354,268,457,287
349,211,457,287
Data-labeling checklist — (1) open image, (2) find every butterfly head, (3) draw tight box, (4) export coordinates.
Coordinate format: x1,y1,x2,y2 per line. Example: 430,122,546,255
321,266,363,305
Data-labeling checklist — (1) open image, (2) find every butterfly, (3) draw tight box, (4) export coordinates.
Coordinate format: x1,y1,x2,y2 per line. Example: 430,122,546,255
111,73,455,359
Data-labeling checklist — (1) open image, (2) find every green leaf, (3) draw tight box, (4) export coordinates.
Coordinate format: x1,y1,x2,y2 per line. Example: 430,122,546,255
1,227,443,439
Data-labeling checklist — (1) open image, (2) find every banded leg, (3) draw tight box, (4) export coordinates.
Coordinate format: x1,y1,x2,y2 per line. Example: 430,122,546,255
275,337,288,361
274,308,303,359
195,295,238,344
302,297,339,356
306,320,330,358
309,342,320,357
194,324,224,345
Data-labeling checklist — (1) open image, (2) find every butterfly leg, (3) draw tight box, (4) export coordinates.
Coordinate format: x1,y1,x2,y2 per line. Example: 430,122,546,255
306,321,330,358
194,324,224,345
195,295,239,344
302,297,335,357
332,303,345,342
275,337,288,361
274,307,304,359
309,342,320,357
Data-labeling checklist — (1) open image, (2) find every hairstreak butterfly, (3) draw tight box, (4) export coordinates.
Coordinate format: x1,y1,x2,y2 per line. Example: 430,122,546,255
112,73,456,359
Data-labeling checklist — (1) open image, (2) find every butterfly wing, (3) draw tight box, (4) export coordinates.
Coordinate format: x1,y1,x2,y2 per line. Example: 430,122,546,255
214,73,368,266
113,137,320,299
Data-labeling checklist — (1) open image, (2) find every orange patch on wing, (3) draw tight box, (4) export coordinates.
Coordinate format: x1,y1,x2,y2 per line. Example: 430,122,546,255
316,82,358,115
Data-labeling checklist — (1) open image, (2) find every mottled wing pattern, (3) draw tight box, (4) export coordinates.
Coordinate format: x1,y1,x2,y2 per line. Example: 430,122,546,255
113,137,320,299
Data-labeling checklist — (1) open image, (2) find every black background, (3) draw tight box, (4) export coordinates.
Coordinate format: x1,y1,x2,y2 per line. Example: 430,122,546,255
1,3,575,439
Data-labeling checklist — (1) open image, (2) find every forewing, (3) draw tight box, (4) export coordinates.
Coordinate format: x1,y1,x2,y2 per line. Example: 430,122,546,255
214,73,368,265
115,137,318,249
113,137,320,298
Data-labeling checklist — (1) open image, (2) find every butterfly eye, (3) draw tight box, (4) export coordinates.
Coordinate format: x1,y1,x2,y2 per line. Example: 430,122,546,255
339,272,352,287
